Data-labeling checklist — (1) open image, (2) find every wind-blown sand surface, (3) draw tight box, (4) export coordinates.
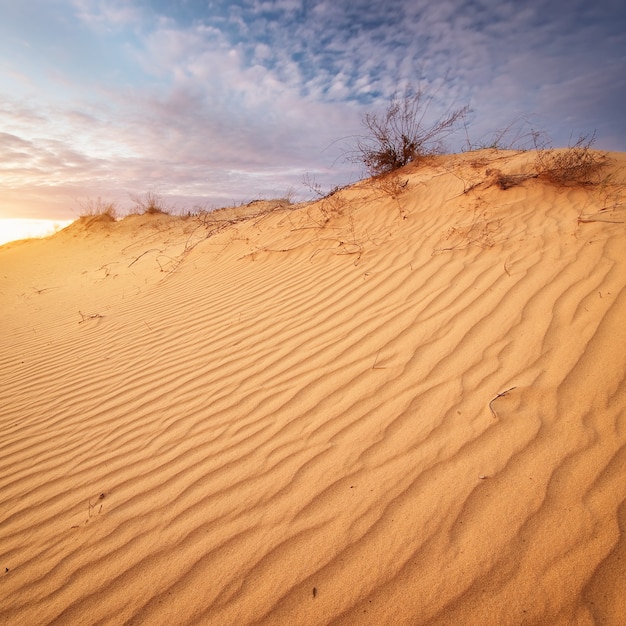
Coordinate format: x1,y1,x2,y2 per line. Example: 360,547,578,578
1,150,625,625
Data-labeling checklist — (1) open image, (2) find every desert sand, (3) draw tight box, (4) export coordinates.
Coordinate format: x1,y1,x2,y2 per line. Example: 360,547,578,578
1,149,625,625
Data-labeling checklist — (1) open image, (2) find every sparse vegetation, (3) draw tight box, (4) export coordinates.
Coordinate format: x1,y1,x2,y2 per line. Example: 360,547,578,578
281,186,297,204
78,310,104,324
70,98,610,262
302,173,348,200
488,170,537,190
534,133,606,185
369,172,409,198
346,84,469,176
458,132,608,193
433,204,502,254
300,173,350,224
463,115,538,151
77,197,118,219
130,191,170,215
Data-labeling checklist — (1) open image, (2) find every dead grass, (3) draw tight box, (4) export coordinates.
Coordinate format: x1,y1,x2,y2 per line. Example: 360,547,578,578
463,115,538,151
369,172,410,198
534,134,606,186
77,197,118,220
488,170,537,190
130,191,170,215
345,83,469,176
433,203,502,254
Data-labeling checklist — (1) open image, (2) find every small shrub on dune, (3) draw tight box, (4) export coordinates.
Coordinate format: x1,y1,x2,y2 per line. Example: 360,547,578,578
346,84,469,176
534,133,606,185
476,131,607,192
78,197,118,220
130,191,170,215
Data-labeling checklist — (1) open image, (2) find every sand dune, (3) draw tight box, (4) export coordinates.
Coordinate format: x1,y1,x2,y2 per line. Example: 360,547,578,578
1,150,625,625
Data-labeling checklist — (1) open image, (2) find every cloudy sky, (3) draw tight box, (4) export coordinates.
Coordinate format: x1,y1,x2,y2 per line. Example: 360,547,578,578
0,0,625,219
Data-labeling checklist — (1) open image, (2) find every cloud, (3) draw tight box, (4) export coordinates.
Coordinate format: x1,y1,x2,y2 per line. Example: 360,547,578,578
71,0,145,30
0,0,624,219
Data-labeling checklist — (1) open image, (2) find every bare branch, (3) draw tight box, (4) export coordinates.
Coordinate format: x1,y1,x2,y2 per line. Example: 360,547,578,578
345,84,470,176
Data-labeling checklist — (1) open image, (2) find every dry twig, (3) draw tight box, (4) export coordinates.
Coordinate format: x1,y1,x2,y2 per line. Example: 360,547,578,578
78,311,104,324
489,386,517,418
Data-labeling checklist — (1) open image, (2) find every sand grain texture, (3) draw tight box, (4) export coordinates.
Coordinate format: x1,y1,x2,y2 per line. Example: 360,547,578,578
1,151,625,625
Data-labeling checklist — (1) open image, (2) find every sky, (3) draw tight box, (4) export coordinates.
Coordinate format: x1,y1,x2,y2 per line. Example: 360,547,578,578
0,0,625,220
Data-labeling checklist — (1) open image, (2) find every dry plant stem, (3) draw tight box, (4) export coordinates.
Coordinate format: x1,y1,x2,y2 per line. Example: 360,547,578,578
464,114,537,151
121,232,164,254
72,495,105,527
447,167,486,196
494,173,537,190
156,254,180,272
489,386,517,418
578,216,625,224
347,83,469,176
98,263,118,278
128,248,163,267
78,311,104,324
130,191,169,215
186,204,292,251
433,204,500,254
31,286,58,295
372,350,386,369
76,196,118,219
534,133,605,185
88,499,102,518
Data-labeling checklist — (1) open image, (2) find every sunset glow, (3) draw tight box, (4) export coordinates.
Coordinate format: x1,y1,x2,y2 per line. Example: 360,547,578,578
0,219,74,247
0,1,624,221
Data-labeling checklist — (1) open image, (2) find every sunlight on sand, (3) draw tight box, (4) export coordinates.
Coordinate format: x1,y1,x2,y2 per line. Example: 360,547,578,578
1,150,625,624
0,218,74,246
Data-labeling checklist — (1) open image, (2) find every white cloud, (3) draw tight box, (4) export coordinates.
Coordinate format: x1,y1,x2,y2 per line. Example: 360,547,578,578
0,0,624,219
71,0,144,28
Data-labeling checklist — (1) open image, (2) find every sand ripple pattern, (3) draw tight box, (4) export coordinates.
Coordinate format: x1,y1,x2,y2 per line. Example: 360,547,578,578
1,151,625,625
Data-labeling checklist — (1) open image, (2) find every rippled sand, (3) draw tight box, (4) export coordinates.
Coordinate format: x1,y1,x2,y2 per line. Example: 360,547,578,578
1,150,625,625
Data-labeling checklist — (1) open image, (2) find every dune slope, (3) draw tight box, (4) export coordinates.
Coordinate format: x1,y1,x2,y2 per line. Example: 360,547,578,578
1,150,625,625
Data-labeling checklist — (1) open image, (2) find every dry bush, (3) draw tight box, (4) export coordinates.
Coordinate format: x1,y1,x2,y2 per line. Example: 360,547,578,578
281,186,297,204
346,84,469,176
486,169,537,190
77,197,118,219
534,133,605,185
369,172,409,198
130,191,170,214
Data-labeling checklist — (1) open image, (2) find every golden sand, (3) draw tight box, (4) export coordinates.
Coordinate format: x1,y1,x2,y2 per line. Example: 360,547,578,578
1,150,625,625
